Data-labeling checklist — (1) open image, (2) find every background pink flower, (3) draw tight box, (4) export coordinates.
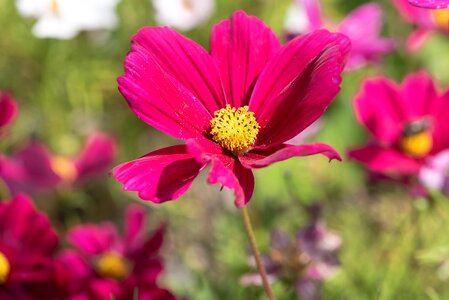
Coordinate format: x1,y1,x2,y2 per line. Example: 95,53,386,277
394,0,449,51
113,10,350,208
0,194,68,299
60,204,176,300
284,0,394,70
0,132,116,195
348,72,449,192
0,92,17,135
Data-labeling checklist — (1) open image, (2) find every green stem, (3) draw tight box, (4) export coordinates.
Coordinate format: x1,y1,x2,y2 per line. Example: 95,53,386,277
242,206,276,300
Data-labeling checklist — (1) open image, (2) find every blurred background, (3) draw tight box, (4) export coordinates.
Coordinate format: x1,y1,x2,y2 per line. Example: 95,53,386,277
2,0,449,299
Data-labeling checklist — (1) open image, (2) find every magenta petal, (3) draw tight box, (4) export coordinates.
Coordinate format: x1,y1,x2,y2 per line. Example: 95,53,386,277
130,27,226,115
112,145,205,204
399,72,438,118
348,144,422,174
432,90,449,153
249,30,350,148
302,0,325,30
0,92,17,129
207,156,254,208
408,0,449,8
67,223,120,255
354,77,405,144
240,143,341,169
118,39,213,140
124,204,146,246
74,132,116,181
211,10,281,107
406,28,431,53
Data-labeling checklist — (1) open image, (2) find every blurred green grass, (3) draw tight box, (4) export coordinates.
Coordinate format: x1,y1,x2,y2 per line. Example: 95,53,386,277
2,0,449,299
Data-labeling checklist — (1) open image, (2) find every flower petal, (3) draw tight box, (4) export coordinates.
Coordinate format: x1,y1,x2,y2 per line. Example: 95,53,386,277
211,10,281,107
130,26,225,114
207,155,254,208
432,90,449,152
400,72,438,119
249,30,350,148
67,223,120,255
354,77,405,144
124,204,146,246
112,145,205,204
0,92,17,129
118,41,213,140
348,144,422,174
408,0,449,9
240,143,341,169
74,132,116,181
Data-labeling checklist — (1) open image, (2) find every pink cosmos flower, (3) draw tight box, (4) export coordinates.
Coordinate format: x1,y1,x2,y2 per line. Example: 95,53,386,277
0,194,68,299
348,72,449,193
408,0,449,9
113,11,350,208
60,204,176,300
394,0,449,51
0,132,116,195
284,0,394,70
0,92,18,135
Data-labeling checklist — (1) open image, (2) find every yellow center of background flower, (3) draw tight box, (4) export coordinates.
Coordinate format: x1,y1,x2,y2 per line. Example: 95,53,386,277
400,131,433,158
210,105,260,154
96,252,129,280
51,156,77,182
432,9,449,31
50,0,59,13
0,252,10,285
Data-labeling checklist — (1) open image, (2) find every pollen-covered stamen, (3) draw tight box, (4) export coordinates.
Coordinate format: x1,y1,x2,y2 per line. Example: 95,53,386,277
51,156,77,182
50,0,59,13
96,252,130,280
432,8,449,31
0,252,10,285
210,105,260,154
399,119,433,158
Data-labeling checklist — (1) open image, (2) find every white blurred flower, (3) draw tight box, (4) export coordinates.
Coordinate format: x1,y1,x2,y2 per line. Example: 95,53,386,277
152,0,214,31
284,2,309,36
419,150,449,191
16,0,120,39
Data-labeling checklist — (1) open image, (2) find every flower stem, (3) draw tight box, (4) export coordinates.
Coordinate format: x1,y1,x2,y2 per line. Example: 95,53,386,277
242,206,276,300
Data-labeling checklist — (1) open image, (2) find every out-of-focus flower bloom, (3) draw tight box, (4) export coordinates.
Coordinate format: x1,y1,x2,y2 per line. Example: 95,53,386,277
349,72,449,194
0,92,18,135
0,194,68,299
16,0,120,39
394,0,449,51
419,150,449,194
284,0,394,70
0,132,116,194
152,0,215,31
241,205,341,300
113,11,350,208
408,0,449,9
60,204,176,300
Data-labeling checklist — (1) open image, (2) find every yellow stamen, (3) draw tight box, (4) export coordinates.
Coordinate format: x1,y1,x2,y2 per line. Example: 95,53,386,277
0,252,10,285
400,131,433,158
96,252,129,280
182,0,194,10
51,156,77,182
210,105,260,155
50,0,59,13
433,9,449,31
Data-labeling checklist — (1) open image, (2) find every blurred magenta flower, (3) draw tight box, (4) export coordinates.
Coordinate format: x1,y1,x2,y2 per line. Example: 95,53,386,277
0,92,17,135
60,204,176,300
241,206,341,300
152,0,215,31
0,194,68,299
113,10,350,208
16,0,120,39
394,0,449,51
284,0,394,70
408,0,449,8
0,132,116,194
349,72,449,193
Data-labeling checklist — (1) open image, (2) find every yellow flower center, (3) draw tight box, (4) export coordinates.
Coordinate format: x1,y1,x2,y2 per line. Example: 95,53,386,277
400,130,433,158
50,0,59,13
432,9,449,31
0,252,10,285
210,105,260,155
96,252,129,280
182,0,194,10
51,156,77,182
